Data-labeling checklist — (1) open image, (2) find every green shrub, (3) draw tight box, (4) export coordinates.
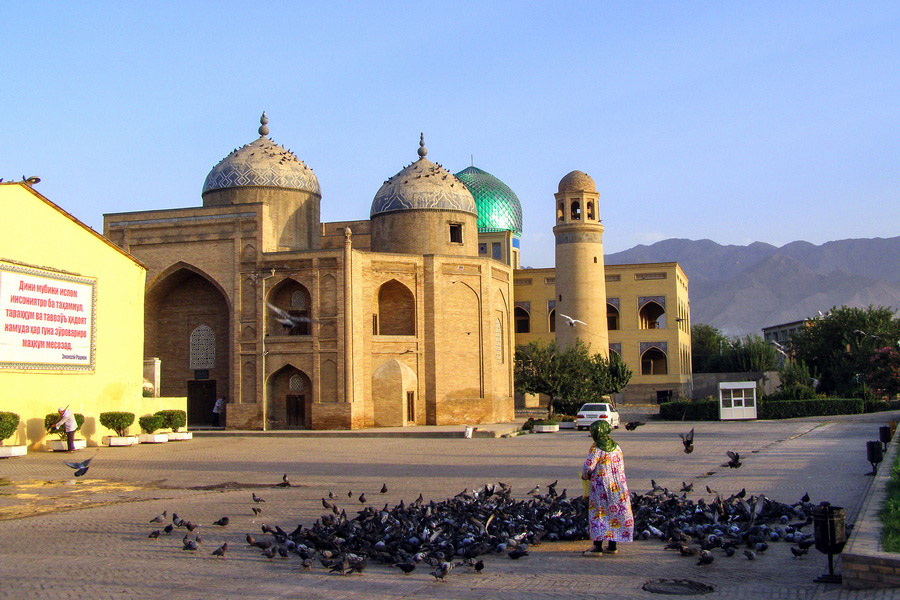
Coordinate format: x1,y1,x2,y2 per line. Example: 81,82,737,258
154,409,187,432
659,400,719,421
758,398,864,419
43,412,85,440
99,412,135,437
521,417,536,431
865,400,900,414
879,450,900,551
532,419,558,426
138,415,165,434
0,412,19,444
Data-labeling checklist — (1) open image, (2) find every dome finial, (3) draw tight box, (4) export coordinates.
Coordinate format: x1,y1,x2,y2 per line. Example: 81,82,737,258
417,132,427,158
258,111,270,137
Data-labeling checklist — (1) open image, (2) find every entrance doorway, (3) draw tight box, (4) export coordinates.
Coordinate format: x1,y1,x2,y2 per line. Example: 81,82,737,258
187,380,217,426
286,394,306,429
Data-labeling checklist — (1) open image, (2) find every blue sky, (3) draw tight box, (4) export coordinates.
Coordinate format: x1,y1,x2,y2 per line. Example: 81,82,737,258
2,1,897,267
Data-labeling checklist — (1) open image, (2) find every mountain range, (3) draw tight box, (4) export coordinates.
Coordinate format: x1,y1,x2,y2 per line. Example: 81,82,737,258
606,237,900,336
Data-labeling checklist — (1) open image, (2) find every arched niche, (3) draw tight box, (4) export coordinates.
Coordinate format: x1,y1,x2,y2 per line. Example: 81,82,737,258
641,347,668,375
267,365,311,428
377,279,415,336
372,359,418,427
607,303,620,331
639,300,666,329
514,307,530,334
268,279,312,336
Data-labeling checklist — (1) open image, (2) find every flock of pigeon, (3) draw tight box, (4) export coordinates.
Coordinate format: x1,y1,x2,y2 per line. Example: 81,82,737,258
140,458,821,579
60,423,823,578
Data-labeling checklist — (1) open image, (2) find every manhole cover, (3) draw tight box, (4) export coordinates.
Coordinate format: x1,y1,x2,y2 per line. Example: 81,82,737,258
642,579,715,595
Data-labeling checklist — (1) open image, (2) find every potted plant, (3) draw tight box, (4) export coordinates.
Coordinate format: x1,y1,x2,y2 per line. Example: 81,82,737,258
99,411,138,446
533,418,559,433
43,412,87,451
555,415,577,429
137,415,168,444
155,409,191,441
0,412,26,457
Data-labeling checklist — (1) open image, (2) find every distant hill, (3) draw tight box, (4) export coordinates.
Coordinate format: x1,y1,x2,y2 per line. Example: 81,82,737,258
606,237,900,336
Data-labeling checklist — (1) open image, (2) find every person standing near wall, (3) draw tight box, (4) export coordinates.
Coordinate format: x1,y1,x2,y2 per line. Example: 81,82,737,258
52,407,78,452
212,397,224,427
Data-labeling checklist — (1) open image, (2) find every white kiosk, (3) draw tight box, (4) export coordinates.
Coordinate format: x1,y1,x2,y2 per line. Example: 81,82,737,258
718,381,758,420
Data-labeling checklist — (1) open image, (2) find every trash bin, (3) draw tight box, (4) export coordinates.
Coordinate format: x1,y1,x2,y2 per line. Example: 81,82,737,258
880,425,893,450
812,502,846,556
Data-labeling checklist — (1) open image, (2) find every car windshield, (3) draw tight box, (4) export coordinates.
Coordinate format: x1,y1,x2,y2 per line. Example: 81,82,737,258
580,404,609,412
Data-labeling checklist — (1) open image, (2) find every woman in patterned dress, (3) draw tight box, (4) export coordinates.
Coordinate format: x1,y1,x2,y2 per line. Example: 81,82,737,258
581,419,634,555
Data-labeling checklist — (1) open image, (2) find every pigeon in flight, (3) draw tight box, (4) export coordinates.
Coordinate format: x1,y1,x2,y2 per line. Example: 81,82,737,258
267,302,317,329
64,453,97,477
724,451,742,468
559,314,586,327
680,428,694,454
625,421,645,431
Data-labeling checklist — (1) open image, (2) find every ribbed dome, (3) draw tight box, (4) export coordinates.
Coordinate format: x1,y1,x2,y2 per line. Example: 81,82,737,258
202,113,320,196
558,170,596,193
370,136,476,218
455,166,523,235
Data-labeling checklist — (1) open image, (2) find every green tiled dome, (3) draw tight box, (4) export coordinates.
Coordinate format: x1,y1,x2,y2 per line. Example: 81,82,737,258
455,166,523,235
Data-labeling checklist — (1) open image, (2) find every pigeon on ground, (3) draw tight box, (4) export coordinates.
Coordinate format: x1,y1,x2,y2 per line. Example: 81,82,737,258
163,524,174,535
801,492,810,503
697,550,714,565
791,547,808,558
148,530,160,539
625,421,645,431
252,507,262,516
380,483,388,494
681,482,693,492
149,510,167,523
358,493,367,503
213,517,229,527
706,485,718,495
212,542,228,557
429,561,452,581
743,550,756,560
680,428,694,453
277,474,291,487
252,492,265,503
508,548,529,559
473,559,484,573
396,562,416,574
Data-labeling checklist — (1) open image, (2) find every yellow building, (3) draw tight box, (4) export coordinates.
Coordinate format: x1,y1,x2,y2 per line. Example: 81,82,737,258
512,260,692,403
0,182,184,448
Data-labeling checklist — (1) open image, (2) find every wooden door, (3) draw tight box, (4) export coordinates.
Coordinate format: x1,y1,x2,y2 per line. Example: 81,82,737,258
286,394,305,429
187,380,217,426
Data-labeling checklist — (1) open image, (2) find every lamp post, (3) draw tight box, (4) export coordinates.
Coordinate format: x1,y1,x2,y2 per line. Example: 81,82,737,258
258,268,276,431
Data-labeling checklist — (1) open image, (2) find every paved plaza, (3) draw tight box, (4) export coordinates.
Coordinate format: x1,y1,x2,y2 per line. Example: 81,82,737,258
1,413,899,599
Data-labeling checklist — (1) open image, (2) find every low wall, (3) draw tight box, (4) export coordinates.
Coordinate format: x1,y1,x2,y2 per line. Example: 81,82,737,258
842,428,900,588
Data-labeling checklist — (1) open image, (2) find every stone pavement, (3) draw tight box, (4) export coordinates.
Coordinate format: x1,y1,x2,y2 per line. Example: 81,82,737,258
1,412,899,599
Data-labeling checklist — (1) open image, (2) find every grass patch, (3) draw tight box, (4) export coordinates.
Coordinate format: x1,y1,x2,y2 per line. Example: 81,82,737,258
879,450,900,552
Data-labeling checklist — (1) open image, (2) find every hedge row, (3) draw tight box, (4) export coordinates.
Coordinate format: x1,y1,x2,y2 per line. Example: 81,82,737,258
865,400,900,414
757,398,864,419
659,401,719,421
659,398,869,420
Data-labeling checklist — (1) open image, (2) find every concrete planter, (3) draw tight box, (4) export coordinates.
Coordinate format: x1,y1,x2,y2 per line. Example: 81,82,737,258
102,435,138,447
534,424,559,433
558,421,576,429
47,439,87,452
166,431,193,441
0,445,27,457
138,433,168,444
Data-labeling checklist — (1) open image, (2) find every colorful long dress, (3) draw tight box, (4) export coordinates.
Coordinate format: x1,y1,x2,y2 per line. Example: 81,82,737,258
582,444,634,542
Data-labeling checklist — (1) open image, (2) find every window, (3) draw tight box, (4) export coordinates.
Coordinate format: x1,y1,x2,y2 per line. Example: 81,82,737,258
377,280,415,335
587,201,595,220
557,202,564,222
407,391,415,422
607,303,620,331
372,314,378,335
639,301,666,330
548,308,556,333
571,201,581,220
495,318,504,363
478,243,487,255
492,242,502,260
449,223,463,244
514,307,530,333
189,325,215,369
641,347,668,375
269,279,312,336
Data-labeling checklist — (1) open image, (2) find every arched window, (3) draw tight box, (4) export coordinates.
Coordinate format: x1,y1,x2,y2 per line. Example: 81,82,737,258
548,308,556,333
641,347,668,375
639,301,666,329
495,318,504,363
557,202,564,222
587,201,595,220
269,279,312,336
571,201,581,220
514,307,530,334
189,325,215,369
289,374,304,392
607,303,620,331
378,280,415,335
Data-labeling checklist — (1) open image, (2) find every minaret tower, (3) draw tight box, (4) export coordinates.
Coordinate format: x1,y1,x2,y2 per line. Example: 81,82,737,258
553,170,609,357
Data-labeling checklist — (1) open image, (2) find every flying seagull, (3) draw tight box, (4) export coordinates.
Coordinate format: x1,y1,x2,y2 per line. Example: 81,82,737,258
559,314,586,327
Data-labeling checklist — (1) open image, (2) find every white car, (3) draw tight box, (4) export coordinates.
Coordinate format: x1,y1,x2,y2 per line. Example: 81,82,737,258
575,403,620,430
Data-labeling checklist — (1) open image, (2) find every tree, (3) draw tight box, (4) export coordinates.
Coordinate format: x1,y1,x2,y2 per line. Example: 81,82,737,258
790,305,900,397
771,360,817,400
868,346,900,398
514,339,633,417
691,324,728,373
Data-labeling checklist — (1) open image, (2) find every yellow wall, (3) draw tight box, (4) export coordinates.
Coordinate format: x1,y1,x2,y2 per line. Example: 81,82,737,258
0,183,185,448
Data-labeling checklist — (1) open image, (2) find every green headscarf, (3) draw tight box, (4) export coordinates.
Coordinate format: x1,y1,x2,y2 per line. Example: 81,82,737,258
590,420,618,452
